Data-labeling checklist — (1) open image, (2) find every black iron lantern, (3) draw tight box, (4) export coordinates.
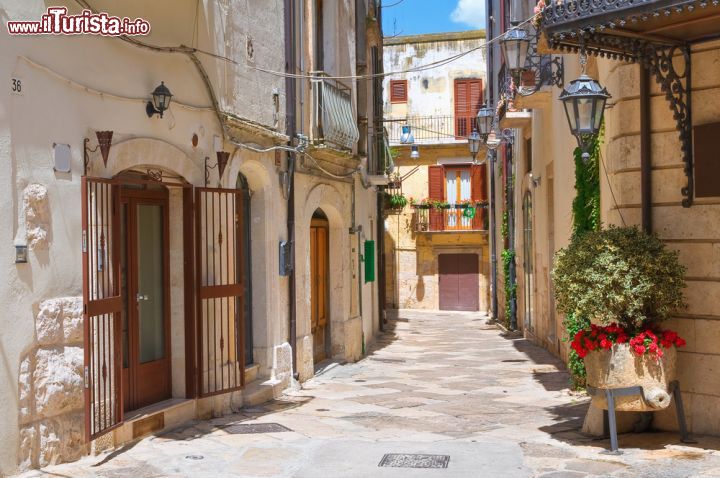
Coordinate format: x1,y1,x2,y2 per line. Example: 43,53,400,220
468,129,481,161
477,105,494,140
500,28,530,76
146,81,173,118
559,74,611,158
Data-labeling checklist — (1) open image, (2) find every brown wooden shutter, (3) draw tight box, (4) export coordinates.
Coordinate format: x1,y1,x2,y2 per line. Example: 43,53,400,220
390,80,408,103
428,165,445,200
471,164,487,229
455,79,483,137
428,165,445,231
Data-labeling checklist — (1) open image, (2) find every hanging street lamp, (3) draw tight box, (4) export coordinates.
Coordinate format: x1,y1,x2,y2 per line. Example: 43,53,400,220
477,105,494,142
146,81,173,118
400,124,415,144
559,72,611,160
500,27,530,80
410,145,420,159
468,129,481,162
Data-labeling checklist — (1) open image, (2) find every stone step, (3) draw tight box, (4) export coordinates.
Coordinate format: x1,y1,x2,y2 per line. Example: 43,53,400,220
242,378,285,407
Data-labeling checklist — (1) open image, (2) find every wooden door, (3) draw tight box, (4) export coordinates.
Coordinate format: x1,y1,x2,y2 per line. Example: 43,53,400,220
120,188,171,411
439,253,479,311
82,177,123,440
310,218,329,363
454,79,483,138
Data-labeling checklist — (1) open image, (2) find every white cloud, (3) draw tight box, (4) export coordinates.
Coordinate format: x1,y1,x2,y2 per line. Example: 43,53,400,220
450,0,486,29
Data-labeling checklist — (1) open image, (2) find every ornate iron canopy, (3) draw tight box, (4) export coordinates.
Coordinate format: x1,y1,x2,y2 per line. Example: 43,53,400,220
538,0,720,207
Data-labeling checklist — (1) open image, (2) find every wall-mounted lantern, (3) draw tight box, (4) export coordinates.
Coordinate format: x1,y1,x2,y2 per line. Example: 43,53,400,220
410,145,420,159
477,105,495,141
559,73,611,159
146,81,173,118
468,129,481,162
400,125,415,144
501,27,530,79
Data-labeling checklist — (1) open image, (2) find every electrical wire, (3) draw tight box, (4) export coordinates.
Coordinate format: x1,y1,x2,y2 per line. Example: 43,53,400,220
599,148,627,227
249,14,539,81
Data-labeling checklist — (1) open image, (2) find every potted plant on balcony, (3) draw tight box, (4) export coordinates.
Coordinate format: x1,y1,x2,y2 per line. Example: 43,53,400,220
387,171,402,190
384,191,408,213
552,226,687,412
411,197,431,209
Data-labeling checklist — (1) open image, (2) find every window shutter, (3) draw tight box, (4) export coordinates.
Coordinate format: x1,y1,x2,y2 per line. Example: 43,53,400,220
390,80,407,103
428,165,445,200
471,164,486,202
471,164,487,230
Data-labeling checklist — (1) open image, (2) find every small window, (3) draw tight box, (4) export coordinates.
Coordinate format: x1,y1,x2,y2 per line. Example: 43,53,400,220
694,122,720,198
390,80,408,103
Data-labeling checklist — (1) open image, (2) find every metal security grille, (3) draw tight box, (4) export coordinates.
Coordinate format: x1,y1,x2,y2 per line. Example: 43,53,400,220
195,188,245,397
378,454,450,469
82,177,123,440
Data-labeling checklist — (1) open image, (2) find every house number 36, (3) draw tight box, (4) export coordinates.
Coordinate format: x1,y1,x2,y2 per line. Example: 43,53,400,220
11,78,22,94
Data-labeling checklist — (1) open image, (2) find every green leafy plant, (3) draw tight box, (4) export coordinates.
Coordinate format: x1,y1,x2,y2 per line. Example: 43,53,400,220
386,192,408,209
502,249,517,325
553,226,686,331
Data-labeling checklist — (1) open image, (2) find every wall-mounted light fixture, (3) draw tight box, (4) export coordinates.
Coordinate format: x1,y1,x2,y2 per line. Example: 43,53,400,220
15,244,28,264
146,81,173,118
400,125,415,144
468,129,481,163
410,145,420,159
205,151,231,186
530,173,541,187
559,57,610,160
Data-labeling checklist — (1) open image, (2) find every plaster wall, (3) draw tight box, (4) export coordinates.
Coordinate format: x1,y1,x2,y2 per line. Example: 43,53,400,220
0,0,288,473
598,40,720,436
382,33,487,119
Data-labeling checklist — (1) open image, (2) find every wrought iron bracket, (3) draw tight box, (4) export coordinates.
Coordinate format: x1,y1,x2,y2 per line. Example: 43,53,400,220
549,34,693,206
518,27,565,96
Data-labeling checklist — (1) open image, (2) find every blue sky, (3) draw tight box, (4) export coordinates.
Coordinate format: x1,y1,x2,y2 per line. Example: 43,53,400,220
381,0,485,37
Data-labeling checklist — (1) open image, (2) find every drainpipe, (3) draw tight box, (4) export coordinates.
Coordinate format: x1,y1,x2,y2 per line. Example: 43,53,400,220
377,188,386,331
507,142,518,330
489,149,498,320
640,65,652,234
284,0,299,379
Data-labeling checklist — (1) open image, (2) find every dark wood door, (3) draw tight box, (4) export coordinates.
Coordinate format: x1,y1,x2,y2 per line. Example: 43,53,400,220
120,188,171,411
310,218,329,363
439,253,479,311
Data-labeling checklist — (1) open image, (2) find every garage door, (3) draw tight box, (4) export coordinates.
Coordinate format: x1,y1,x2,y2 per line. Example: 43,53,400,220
438,253,479,311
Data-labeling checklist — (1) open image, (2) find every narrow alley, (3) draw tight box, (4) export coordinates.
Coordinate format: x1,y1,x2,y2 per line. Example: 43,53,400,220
19,311,720,478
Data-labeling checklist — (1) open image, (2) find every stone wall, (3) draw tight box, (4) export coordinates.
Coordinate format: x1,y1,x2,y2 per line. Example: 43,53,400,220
18,297,86,470
599,41,720,435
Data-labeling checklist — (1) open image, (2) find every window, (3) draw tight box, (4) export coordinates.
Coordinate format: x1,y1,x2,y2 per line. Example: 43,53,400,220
390,80,408,103
454,79,483,137
427,164,487,231
694,122,720,198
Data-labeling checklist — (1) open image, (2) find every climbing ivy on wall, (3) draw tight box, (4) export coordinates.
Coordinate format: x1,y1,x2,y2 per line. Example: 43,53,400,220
563,125,602,389
502,249,517,323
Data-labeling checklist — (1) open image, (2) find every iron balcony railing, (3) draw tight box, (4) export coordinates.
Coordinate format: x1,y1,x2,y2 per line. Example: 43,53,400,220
368,127,394,176
413,205,488,232
310,72,360,150
386,115,479,145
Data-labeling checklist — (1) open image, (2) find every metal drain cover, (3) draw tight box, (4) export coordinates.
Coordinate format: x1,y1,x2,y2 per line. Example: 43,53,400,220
221,423,291,434
378,453,450,469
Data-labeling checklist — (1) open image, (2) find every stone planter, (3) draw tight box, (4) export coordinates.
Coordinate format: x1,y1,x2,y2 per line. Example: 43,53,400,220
585,343,677,412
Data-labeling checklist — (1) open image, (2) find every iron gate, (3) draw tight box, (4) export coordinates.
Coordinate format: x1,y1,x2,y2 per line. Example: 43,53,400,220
195,188,245,396
82,177,123,440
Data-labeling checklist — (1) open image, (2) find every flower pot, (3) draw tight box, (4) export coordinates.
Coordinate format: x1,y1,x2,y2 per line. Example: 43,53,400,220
585,343,677,412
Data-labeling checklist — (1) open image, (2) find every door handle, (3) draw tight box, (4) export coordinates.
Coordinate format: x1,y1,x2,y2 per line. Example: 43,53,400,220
136,293,149,301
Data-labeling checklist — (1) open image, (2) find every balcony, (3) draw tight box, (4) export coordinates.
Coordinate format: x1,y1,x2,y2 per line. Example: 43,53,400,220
386,115,478,145
413,205,488,233
310,72,360,151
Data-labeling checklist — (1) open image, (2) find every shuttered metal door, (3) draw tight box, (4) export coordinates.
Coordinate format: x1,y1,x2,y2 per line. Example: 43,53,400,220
438,253,480,311
82,177,123,440
195,188,245,397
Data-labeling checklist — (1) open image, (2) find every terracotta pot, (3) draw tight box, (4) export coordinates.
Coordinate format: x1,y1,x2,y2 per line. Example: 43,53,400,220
584,343,677,412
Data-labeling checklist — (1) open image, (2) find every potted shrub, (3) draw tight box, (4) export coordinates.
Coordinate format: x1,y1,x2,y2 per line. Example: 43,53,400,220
384,192,408,212
552,226,687,411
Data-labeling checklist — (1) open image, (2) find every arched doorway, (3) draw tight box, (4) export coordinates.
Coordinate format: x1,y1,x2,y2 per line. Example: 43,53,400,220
310,209,330,363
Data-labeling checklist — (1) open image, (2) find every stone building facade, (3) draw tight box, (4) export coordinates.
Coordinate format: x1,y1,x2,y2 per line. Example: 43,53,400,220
382,31,490,312
0,0,385,473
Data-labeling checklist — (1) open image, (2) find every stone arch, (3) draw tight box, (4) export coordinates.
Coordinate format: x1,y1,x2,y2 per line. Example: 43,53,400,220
102,137,203,185
295,182,352,381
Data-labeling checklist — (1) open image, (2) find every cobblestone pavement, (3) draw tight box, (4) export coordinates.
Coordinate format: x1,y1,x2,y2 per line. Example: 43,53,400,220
18,310,720,477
